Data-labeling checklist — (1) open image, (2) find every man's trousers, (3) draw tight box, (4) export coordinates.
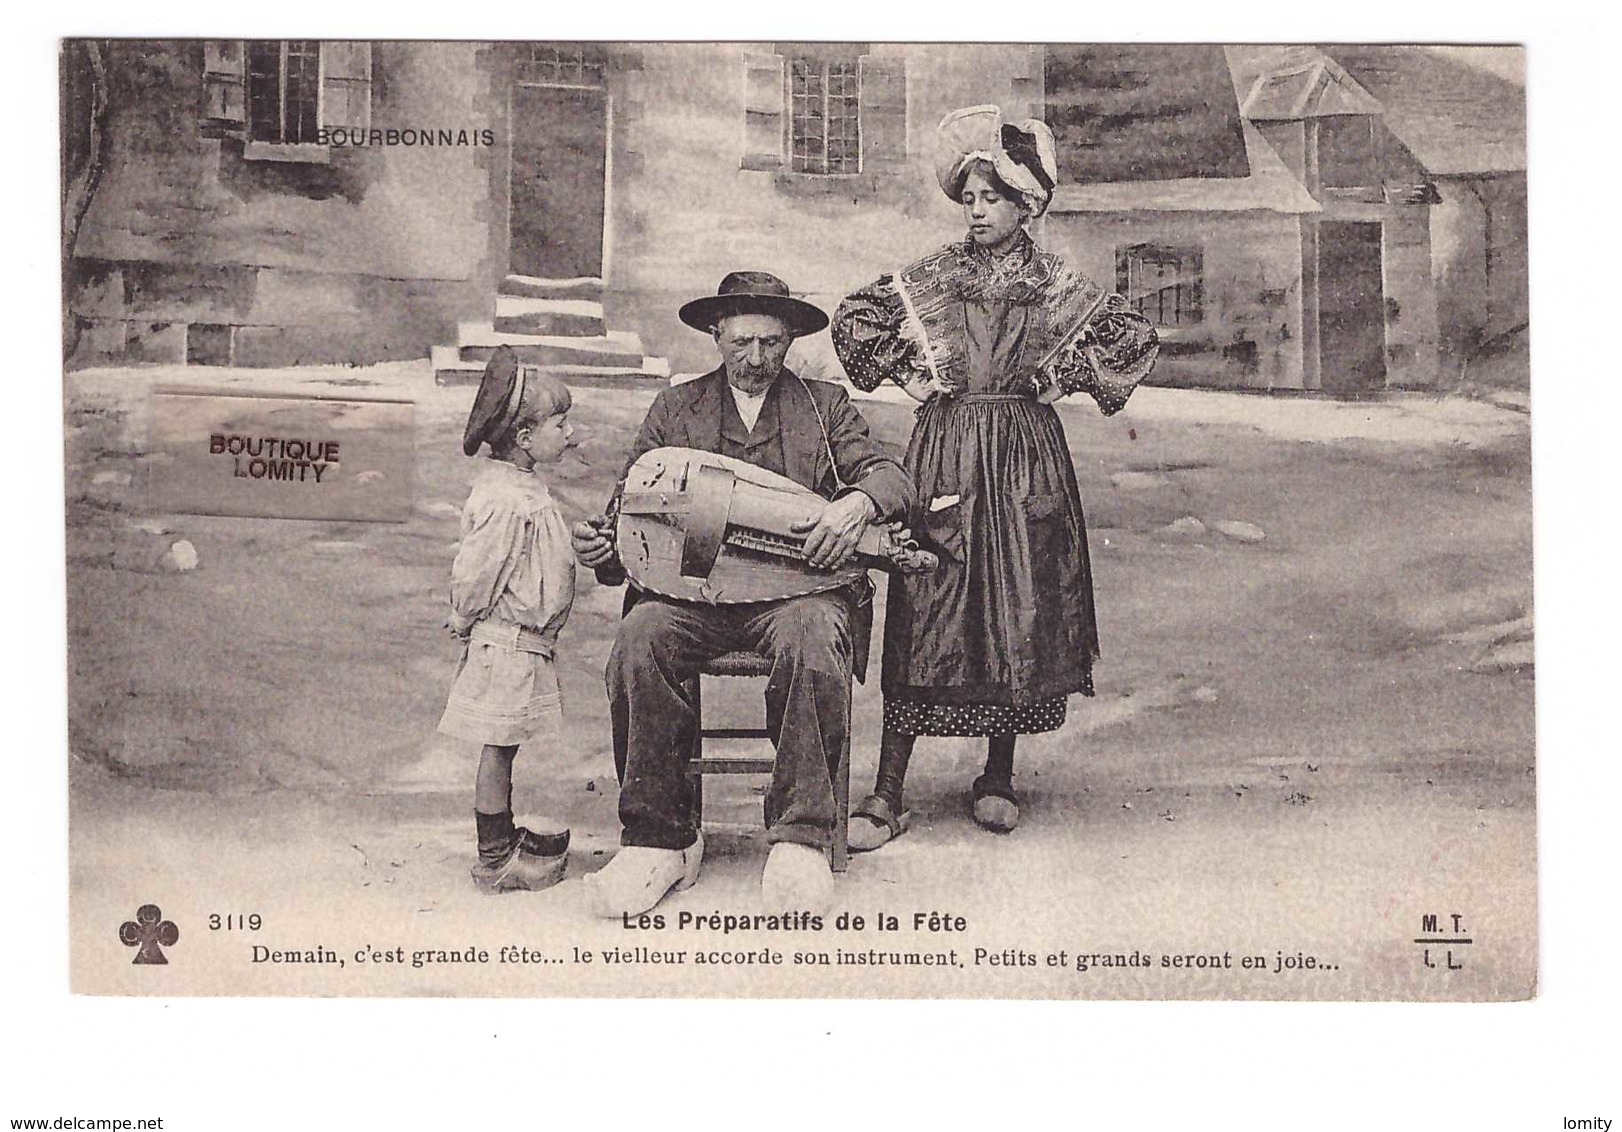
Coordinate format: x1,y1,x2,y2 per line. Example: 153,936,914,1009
607,590,853,852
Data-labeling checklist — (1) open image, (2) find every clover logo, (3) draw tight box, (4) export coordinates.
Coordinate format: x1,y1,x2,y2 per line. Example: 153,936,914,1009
119,904,179,965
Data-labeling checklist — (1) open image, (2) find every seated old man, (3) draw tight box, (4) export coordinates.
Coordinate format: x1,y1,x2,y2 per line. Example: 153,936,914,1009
572,271,913,916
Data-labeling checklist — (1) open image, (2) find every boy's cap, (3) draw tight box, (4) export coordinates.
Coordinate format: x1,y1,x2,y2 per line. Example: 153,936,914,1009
463,345,524,457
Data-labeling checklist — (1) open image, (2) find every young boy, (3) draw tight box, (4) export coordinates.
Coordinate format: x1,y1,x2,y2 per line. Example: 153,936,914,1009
438,346,579,892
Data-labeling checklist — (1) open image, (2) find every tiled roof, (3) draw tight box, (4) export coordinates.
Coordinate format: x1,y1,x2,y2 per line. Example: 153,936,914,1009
1227,44,1525,175
1045,44,1252,183
1046,121,1319,214
1044,44,1318,214
1238,54,1385,120
1325,45,1525,175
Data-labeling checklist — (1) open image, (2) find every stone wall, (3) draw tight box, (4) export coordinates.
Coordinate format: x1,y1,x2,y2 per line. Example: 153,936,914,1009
68,40,1463,395
1044,210,1307,390
69,41,494,367
1431,172,1528,381
604,42,1039,377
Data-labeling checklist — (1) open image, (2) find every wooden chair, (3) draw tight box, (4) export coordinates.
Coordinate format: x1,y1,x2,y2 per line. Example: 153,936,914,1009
685,650,851,873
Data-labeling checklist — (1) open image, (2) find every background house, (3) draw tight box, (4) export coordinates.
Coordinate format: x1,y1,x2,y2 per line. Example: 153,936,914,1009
1039,45,1317,392
63,41,1527,394
67,42,495,368
1325,45,1528,386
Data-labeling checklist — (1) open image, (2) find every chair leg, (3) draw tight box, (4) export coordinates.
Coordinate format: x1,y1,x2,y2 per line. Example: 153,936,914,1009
831,673,851,874
687,676,704,828
685,666,851,870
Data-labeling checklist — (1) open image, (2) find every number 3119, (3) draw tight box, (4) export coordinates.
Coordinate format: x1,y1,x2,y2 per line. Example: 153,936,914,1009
208,913,262,931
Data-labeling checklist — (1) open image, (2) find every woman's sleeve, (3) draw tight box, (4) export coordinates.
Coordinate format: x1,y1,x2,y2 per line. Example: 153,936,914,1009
831,275,928,393
1042,293,1160,416
447,494,525,637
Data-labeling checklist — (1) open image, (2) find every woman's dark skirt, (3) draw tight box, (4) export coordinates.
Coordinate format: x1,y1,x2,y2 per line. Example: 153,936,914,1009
881,393,1099,737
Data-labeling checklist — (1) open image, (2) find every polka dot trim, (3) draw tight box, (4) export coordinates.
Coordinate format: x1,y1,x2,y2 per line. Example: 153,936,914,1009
884,696,1068,737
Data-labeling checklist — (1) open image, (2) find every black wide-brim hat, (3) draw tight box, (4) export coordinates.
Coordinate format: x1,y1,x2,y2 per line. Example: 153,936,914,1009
463,344,523,457
677,271,829,337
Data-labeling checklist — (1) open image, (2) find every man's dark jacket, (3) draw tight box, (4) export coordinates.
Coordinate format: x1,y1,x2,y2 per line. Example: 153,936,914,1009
597,366,915,678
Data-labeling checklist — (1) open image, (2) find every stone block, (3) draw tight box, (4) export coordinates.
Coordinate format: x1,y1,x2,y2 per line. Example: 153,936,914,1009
186,323,234,366
123,261,257,323
77,318,128,361
125,321,186,364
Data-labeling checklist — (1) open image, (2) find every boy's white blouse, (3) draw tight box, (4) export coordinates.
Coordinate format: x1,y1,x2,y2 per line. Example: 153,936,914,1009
448,459,576,640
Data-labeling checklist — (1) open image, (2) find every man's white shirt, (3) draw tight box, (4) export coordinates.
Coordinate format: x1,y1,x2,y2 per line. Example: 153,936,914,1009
730,385,768,432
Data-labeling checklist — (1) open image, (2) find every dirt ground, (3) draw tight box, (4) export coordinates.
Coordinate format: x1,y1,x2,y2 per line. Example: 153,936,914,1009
64,360,1535,1000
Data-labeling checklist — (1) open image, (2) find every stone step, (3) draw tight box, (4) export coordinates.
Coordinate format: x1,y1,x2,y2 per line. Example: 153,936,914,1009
493,294,606,337
431,345,484,385
457,321,641,353
499,274,604,301
456,341,647,369
432,345,671,388
456,322,644,369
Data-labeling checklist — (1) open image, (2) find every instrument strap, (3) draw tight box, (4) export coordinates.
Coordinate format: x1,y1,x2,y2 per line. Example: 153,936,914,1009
794,372,848,494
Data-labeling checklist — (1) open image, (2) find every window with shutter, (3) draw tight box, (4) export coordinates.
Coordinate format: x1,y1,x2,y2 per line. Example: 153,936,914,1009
200,41,373,159
743,44,906,188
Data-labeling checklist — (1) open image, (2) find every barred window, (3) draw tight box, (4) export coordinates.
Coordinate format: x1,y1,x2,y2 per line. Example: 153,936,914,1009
789,56,860,174
521,44,605,88
1117,244,1204,327
247,40,321,144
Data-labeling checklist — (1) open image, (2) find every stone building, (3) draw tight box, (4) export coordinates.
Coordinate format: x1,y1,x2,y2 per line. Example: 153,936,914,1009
64,41,1525,393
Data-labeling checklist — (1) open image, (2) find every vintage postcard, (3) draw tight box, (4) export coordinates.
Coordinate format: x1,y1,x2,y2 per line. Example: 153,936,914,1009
62,40,1533,1000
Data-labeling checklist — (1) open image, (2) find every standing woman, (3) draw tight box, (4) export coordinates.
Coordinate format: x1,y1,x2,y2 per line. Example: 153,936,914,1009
832,106,1158,848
